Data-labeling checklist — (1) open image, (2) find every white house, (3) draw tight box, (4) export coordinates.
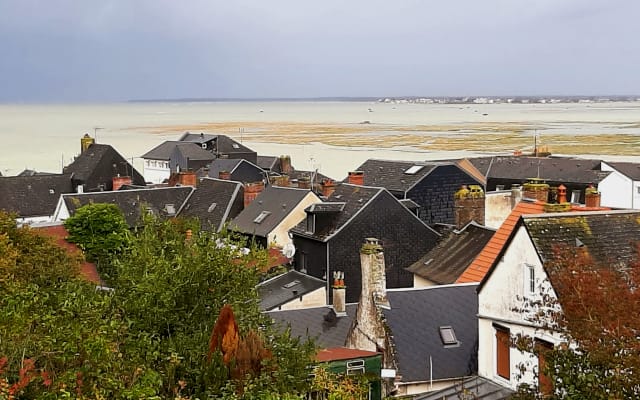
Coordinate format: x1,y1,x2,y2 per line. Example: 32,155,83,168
477,209,640,393
599,161,640,209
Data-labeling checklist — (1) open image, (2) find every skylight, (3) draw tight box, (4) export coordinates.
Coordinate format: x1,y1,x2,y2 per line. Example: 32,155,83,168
253,211,271,224
283,280,301,289
207,203,217,213
404,165,424,175
439,326,459,347
232,144,240,149
165,204,176,216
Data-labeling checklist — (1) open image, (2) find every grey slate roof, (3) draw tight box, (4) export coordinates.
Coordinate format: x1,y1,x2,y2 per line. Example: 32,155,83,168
61,186,193,227
604,161,640,181
383,284,479,383
258,270,326,311
231,186,314,238
350,159,441,193
467,156,609,184
142,141,215,161
407,223,495,284
257,155,279,171
414,376,513,400
522,210,640,267
179,132,255,154
307,202,346,213
0,173,74,218
291,183,383,241
178,178,243,231
178,132,218,143
64,144,145,189
207,159,243,178
266,304,357,349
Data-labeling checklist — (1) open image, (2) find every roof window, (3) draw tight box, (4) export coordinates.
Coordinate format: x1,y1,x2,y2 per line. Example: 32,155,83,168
404,165,424,175
207,202,217,213
439,326,459,347
283,279,301,289
232,144,240,149
165,204,176,216
253,211,271,224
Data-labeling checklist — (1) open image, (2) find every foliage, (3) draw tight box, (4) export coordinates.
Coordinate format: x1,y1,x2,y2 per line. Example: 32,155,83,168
512,245,640,399
64,203,131,280
1,211,317,398
309,365,372,400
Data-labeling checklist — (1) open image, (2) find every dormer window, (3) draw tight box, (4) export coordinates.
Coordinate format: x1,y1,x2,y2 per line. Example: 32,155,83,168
306,214,315,233
254,211,271,224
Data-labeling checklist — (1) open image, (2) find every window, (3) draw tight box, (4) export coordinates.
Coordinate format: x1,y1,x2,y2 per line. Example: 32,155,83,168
495,325,511,380
283,279,301,289
299,252,308,273
165,204,176,216
232,143,240,149
524,263,536,295
253,211,271,224
571,190,581,203
439,326,459,347
404,165,424,175
346,360,365,375
306,214,315,233
207,203,217,213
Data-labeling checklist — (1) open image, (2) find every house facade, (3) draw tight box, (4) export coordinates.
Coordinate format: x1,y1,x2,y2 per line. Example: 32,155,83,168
599,161,640,209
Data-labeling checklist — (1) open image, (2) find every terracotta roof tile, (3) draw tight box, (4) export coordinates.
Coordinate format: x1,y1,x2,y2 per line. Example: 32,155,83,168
456,201,545,283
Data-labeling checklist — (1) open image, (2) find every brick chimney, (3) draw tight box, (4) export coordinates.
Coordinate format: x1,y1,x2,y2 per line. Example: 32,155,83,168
112,175,132,191
346,238,388,352
273,175,290,187
170,170,197,187
321,178,337,198
522,178,550,202
279,155,292,174
297,176,311,189
585,185,601,207
454,184,485,228
219,170,231,180
244,181,265,207
332,271,346,317
347,171,364,186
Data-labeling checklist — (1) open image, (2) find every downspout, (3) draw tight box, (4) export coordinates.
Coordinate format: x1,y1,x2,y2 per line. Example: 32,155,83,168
429,356,433,390
326,241,331,304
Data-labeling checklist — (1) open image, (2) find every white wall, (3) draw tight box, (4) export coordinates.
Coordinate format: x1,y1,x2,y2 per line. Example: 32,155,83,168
276,287,326,310
413,274,436,288
143,159,170,184
267,191,320,247
599,163,632,208
485,190,516,229
477,226,562,391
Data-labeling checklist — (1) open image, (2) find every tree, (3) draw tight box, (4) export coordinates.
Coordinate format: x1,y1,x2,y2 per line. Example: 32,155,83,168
64,203,131,281
513,245,640,399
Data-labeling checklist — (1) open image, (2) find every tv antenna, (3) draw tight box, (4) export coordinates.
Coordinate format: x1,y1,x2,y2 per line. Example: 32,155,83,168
94,127,104,142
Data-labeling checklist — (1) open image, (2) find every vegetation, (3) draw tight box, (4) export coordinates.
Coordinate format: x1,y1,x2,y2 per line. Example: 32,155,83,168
513,246,640,399
1,210,317,399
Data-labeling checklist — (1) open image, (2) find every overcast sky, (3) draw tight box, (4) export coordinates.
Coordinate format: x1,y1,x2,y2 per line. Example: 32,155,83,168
1,0,639,102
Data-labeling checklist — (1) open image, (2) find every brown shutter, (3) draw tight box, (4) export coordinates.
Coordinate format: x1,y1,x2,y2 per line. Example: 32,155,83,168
496,327,510,380
536,339,554,395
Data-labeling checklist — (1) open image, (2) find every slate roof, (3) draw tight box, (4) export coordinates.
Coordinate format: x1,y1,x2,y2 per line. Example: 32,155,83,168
291,183,383,241
350,159,441,193
523,210,640,267
257,155,279,171
60,186,193,227
0,173,74,217
407,222,495,284
178,178,243,231
414,376,513,400
179,132,255,154
383,284,479,383
467,156,609,184
178,132,218,143
141,141,215,161
258,270,326,311
64,144,145,189
604,161,640,181
457,200,545,283
232,186,316,237
306,202,346,213
207,159,243,178
266,304,357,349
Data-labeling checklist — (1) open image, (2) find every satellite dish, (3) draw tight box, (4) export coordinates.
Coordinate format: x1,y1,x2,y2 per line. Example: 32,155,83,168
282,242,296,258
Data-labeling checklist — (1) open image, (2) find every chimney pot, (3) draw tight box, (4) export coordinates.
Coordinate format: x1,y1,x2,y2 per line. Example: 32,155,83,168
321,178,337,198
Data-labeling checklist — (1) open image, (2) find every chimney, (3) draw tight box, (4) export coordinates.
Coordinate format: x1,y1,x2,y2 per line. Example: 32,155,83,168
297,176,311,189
557,184,567,203
585,185,601,208
345,238,388,352
347,171,364,186
522,178,550,202
332,271,347,317
510,184,522,209
244,181,265,207
273,175,290,187
112,175,132,191
280,155,292,174
321,178,337,198
80,133,95,153
177,170,197,187
454,184,485,228
219,170,231,180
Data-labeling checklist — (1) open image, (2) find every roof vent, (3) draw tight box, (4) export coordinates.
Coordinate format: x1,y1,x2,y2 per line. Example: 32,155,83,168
575,238,585,248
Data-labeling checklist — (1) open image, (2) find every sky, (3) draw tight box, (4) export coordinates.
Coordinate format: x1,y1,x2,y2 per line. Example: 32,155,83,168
1,0,639,102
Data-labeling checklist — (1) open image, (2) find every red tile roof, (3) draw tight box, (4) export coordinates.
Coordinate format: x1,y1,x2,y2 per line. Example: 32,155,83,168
456,201,545,283
32,225,102,284
316,347,379,362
